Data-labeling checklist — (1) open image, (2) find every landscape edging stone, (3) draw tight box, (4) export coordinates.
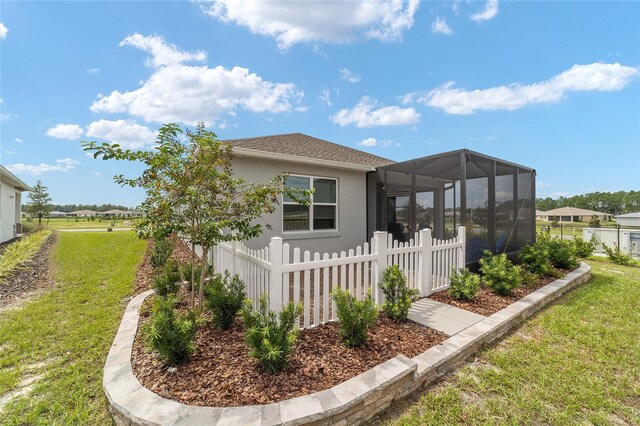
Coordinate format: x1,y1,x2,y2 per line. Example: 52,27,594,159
104,263,591,425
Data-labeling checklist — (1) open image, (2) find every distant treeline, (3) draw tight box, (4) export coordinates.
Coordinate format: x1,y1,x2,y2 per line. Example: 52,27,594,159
48,204,135,213
537,191,640,215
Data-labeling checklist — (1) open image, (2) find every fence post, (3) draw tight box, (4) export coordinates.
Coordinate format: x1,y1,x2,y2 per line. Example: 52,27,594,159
419,229,432,297
269,237,283,312
457,226,466,270
373,231,388,305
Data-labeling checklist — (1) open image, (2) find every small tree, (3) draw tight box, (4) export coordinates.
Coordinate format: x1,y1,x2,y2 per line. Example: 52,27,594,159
26,180,52,227
588,216,601,228
83,123,310,310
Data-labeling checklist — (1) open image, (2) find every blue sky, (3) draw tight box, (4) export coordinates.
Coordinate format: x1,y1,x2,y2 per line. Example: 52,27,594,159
1,0,638,207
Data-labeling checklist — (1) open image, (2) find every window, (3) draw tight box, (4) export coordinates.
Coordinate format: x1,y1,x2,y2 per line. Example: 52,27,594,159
283,175,337,232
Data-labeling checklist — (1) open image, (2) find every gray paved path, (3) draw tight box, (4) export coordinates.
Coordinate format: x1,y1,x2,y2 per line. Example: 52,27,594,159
409,298,486,336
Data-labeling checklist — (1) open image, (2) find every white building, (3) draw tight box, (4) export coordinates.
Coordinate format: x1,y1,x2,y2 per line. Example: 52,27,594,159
615,212,640,227
0,166,31,243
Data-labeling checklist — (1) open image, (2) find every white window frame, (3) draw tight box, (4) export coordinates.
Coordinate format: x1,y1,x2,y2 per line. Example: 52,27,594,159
282,174,338,233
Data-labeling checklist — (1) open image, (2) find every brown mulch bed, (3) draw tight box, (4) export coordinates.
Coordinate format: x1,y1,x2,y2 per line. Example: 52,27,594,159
428,269,572,317
0,233,57,308
131,292,446,407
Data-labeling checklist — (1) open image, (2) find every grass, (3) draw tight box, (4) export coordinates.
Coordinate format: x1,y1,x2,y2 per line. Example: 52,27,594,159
21,217,139,231
377,257,640,425
0,231,146,424
535,220,618,237
0,231,50,284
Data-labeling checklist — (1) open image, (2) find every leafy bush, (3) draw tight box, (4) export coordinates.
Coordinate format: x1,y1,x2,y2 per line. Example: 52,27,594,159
151,237,174,267
204,271,246,330
448,268,480,301
520,239,557,277
378,265,418,321
572,236,597,258
588,216,601,228
145,296,197,365
479,251,522,296
602,243,632,266
332,289,378,348
547,238,579,270
152,260,182,296
520,268,540,287
242,296,302,373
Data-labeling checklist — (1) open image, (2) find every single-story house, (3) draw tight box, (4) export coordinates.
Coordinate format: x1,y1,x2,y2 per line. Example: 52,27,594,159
99,209,136,218
68,209,98,217
48,211,68,218
615,212,640,227
225,133,536,266
536,209,546,220
538,207,611,223
0,166,31,243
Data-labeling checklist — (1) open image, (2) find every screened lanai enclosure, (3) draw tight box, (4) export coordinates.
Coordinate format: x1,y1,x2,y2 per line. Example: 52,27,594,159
366,149,536,266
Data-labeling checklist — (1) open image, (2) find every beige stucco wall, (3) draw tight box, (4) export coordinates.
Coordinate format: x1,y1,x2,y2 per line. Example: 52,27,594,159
231,156,369,254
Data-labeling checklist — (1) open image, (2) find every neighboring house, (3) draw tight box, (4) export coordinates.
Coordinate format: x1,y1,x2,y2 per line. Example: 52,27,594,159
68,209,98,217
224,133,536,265
615,212,640,227
539,207,611,223
48,211,68,218
0,166,31,243
536,209,546,220
100,209,136,218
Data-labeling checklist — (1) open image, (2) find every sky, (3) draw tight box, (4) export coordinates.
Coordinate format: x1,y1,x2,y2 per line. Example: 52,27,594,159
0,0,639,207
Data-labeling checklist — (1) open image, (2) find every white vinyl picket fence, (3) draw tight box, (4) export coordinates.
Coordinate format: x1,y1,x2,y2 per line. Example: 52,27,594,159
210,227,466,329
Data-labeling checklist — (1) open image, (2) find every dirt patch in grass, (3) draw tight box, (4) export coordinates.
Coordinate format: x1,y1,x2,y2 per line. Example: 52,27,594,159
428,271,570,316
131,292,446,407
0,233,57,309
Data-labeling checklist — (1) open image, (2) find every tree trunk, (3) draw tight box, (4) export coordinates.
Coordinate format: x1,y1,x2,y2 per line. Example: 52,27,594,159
198,244,208,311
190,241,196,309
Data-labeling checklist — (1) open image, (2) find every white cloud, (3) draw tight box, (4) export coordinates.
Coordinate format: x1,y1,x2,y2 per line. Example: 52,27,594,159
358,137,378,147
398,92,417,104
46,123,84,140
120,33,207,67
0,22,8,40
319,89,332,106
331,96,420,127
432,17,453,35
87,67,100,74
14,138,23,144
93,171,103,176
340,68,361,83
471,0,499,22
6,158,80,175
421,62,640,114
5,150,15,155
90,34,303,126
201,0,419,50
86,119,158,150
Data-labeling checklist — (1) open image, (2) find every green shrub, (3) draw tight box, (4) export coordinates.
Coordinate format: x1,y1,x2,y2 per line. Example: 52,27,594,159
204,271,246,330
151,237,174,267
242,295,302,373
378,265,418,321
602,243,632,266
547,238,579,270
152,261,182,296
332,289,378,348
145,296,197,365
520,268,540,287
572,236,597,258
588,216,601,228
448,268,480,300
479,251,522,296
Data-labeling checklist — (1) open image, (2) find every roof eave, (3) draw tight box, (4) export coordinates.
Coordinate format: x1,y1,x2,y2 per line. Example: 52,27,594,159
232,147,378,172
0,166,31,192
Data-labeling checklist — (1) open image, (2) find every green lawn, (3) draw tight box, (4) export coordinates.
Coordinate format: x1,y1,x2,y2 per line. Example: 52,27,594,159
535,220,618,237
22,217,138,231
376,257,640,425
0,232,146,424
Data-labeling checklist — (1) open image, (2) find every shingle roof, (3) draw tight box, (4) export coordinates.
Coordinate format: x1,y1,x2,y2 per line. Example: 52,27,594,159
222,133,395,168
542,207,608,216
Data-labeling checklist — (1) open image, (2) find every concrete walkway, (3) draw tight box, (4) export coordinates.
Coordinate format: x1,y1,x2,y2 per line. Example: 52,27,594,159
409,298,486,336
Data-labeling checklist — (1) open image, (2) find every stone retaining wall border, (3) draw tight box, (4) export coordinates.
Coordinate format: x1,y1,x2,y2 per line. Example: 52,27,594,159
104,263,592,426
